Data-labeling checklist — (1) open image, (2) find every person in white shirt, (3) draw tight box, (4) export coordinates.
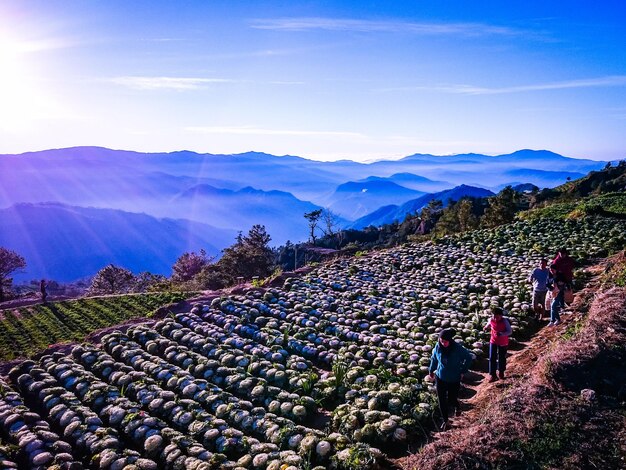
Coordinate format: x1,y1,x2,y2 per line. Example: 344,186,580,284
529,259,550,320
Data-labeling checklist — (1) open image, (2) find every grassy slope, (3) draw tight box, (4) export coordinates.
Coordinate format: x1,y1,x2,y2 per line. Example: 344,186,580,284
534,161,625,201
518,191,626,222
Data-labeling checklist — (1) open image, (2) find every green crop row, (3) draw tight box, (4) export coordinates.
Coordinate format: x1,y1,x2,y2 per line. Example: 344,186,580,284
0,292,190,361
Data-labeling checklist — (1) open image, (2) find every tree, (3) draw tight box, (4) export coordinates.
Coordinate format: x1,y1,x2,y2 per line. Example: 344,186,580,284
457,199,479,232
481,186,520,229
0,247,26,302
434,200,461,236
219,225,275,280
133,272,167,292
195,264,231,290
395,213,422,242
87,264,135,296
171,249,214,283
321,209,344,248
421,199,443,223
304,209,323,245
417,199,443,234
434,198,478,237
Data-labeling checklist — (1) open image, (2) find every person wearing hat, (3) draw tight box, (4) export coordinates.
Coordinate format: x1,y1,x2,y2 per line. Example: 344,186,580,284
483,306,512,382
428,328,473,431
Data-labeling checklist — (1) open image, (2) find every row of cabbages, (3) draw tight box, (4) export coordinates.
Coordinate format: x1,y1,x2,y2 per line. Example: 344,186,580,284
451,217,626,261
153,316,318,404
99,330,377,469
72,344,257,460
126,324,315,423
15,354,224,469
0,378,82,469
8,360,160,470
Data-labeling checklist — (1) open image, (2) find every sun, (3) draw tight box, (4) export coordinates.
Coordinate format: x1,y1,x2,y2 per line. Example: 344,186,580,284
0,31,60,131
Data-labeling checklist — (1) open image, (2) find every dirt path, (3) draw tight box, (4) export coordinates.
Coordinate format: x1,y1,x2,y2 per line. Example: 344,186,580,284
440,315,573,435
397,260,625,470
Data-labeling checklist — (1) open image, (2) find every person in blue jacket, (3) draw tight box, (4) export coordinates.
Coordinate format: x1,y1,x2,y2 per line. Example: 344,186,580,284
429,328,473,431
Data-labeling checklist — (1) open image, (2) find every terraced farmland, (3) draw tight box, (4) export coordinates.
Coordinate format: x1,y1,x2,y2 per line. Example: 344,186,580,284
1,216,625,469
0,293,191,361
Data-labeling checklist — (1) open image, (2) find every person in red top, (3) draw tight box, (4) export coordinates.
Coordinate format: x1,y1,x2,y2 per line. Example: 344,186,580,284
550,248,575,285
483,307,512,382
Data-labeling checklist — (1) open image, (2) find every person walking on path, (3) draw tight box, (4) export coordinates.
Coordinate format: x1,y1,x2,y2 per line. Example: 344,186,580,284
40,279,48,303
529,259,551,321
550,248,575,309
483,307,512,382
550,248,575,287
428,328,473,431
548,270,567,326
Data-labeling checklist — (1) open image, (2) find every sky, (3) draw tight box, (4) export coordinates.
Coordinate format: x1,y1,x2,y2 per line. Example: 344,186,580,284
0,1,625,162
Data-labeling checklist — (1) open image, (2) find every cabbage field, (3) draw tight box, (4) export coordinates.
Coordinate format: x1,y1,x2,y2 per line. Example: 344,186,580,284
1,216,625,469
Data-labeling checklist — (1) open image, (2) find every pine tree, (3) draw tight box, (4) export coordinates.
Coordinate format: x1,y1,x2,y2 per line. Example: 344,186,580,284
304,209,323,245
219,225,275,280
481,186,520,228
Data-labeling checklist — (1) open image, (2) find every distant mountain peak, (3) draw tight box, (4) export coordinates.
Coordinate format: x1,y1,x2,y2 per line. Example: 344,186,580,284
505,149,564,159
349,184,494,229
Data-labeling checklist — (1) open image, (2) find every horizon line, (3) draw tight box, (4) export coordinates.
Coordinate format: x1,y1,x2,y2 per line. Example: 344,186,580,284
0,145,617,164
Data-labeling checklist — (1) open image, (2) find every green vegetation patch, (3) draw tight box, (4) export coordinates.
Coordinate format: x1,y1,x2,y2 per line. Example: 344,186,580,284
513,420,578,468
519,192,626,222
0,292,190,361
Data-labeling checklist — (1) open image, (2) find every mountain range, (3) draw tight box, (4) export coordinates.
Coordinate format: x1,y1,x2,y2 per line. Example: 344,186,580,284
350,185,495,229
324,180,424,219
0,203,237,282
0,146,609,280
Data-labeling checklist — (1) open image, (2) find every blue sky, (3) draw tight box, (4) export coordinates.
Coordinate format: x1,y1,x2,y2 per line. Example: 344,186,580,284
0,0,624,161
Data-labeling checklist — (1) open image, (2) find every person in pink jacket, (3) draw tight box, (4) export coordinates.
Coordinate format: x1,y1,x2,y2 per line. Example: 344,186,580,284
483,307,512,382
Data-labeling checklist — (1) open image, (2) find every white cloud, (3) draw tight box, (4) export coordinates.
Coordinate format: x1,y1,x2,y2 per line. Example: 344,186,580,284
251,17,525,37
383,75,626,95
14,38,77,53
110,76,239,90
268,80,306,85
109,76,306,91
185,126,365,138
